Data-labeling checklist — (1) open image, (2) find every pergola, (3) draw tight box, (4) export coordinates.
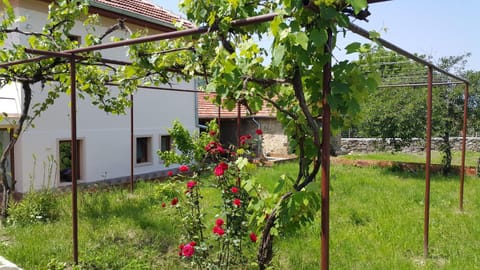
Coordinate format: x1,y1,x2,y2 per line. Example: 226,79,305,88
0,3,470,269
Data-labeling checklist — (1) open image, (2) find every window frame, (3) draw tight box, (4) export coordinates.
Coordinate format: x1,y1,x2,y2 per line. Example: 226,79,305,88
58,139,83,183
135,136,153,166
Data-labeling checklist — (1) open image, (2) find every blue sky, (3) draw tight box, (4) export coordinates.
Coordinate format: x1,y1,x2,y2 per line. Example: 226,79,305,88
152,0,479,71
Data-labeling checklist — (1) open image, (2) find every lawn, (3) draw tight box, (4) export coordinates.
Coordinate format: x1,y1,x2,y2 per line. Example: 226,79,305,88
1,161,479,269
341,150,479,167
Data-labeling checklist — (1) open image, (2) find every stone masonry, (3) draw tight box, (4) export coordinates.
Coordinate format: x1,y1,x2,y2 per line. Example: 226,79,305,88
340,137,480,153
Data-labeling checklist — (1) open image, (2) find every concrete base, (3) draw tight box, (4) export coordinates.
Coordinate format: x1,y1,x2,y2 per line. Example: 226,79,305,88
0,257,22,270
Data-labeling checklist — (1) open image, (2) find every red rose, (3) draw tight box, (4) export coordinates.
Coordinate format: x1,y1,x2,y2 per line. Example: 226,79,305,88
213,225,225,236
179,165,189,172
219,162,228,170
214,166,225,176
189,241,196,246
249,232,257,242
187,180,197,189
215,218,224,226
168,171,173,177
171,197,178,205
161,202,166,208
233,198,241,207
209,130,216,136
255,129,263,135
179,244,184,250
182,243,195,257
246,134,252,140
230,186,239,193
216,145,225,154
205,142,216,152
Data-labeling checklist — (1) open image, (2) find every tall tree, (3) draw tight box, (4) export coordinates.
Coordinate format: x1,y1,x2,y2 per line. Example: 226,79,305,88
356,46,426,150
356,46,474,174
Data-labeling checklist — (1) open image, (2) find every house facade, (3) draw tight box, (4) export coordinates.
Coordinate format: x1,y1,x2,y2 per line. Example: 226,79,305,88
0,0,197,193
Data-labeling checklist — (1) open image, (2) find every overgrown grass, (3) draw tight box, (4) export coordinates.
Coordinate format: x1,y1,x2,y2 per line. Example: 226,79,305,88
342,150,479,167
1,162,479,269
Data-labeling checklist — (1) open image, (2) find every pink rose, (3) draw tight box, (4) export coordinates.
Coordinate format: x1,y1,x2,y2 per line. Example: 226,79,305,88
168,171,173,177
233,198,241,207
214,166,225,176
213,225,225,236
230,186,239,193
219,162,228,170
187,180,197,189
179,165,189,172
215,218,224,226
182,243,195,257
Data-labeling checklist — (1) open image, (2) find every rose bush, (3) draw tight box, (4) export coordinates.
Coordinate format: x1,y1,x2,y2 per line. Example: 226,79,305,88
158,120,263,269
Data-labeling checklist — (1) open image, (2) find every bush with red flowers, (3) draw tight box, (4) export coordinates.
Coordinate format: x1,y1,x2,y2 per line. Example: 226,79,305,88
158,120,261,269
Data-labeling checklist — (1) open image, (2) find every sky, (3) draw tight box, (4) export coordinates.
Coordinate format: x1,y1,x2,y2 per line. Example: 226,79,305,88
152,0,480,71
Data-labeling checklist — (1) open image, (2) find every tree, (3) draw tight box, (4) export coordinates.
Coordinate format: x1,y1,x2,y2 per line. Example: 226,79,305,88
432,53,472,174
355,46,474,174
356,46,426,150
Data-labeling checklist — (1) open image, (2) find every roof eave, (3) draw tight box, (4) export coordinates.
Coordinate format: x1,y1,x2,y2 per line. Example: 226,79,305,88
89,1,177,31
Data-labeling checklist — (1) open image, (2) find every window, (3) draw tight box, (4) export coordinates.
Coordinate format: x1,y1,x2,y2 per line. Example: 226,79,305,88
67,34,81,47
160,135,172,152
59,140,82,182
136,137,152,164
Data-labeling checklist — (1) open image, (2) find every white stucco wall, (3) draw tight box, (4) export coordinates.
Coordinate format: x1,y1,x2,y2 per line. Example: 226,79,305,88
1,1,197,192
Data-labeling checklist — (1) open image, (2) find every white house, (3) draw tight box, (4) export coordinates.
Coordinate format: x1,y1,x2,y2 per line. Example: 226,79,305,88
0,0,198,193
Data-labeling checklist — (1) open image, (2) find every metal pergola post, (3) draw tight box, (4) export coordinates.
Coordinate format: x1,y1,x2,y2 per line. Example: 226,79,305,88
460,83,469,211
423,67,433,259
69,55,79,264
130,94,134,193
321,29,333,270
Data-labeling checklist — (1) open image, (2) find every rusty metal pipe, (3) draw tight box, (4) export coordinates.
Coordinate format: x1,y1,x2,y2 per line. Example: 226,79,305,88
423,66,433,259
379,82,464,88
321,29,333,270
348,23,469,84
69,55,79,264
130,94,134,193
460,83,469,211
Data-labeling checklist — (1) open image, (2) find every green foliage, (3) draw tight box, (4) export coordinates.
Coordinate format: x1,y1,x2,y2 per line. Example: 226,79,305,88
157,120,217,168
7,188,59,226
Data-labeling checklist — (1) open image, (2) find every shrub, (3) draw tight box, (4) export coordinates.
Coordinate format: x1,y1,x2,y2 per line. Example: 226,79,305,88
7,188,59,226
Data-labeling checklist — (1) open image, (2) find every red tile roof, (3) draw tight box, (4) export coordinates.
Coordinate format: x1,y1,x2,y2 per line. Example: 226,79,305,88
198,92,275,119
92,0,194,29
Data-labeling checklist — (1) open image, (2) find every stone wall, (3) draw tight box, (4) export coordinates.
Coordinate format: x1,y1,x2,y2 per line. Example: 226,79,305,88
340,137,480,153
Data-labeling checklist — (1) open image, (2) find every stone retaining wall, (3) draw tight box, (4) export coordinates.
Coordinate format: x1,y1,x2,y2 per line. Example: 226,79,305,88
340,137,480,153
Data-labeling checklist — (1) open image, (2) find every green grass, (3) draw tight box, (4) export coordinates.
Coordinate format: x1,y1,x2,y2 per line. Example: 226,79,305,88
1,162,480,269
341,150,479,167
